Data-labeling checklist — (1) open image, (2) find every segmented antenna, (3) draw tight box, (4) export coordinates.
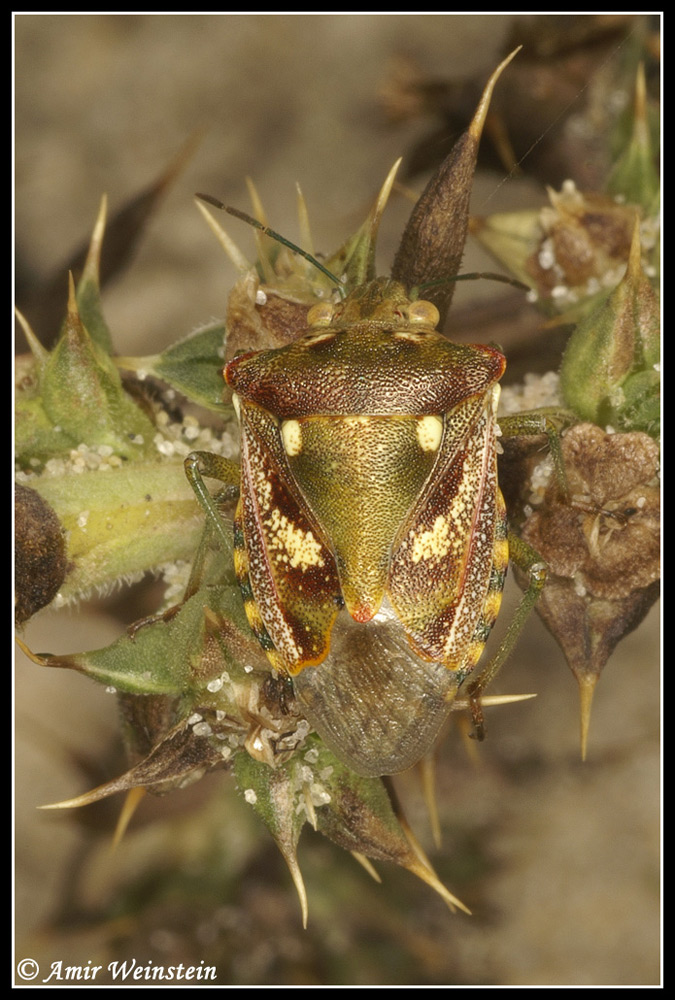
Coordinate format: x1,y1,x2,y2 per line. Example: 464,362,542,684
196,194,345,293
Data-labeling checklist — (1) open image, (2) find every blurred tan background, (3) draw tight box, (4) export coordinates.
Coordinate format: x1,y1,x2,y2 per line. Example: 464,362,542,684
15,14,660,986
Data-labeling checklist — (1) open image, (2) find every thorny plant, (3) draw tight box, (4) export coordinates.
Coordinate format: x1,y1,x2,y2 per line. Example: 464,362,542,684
15,43,659,934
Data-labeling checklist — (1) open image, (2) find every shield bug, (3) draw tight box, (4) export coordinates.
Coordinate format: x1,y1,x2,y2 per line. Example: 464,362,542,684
187,264,548,777
229,276,511,774
186,51,554,777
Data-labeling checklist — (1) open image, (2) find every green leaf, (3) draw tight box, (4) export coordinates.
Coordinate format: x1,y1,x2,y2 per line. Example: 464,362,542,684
233,735,314,925
36,584,243,695
28,460,203,600
40,284,156,459
117,323,229,412
607,64,660,211
559,222,660,436
75,195,115,354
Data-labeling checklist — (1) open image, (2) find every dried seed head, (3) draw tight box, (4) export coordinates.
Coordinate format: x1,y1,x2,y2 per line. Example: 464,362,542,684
516,423,660,755
526,182,638,307
14,484,67,626
392,49,520,325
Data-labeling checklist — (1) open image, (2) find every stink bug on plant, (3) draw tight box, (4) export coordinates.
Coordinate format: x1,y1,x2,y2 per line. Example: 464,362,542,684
186,50,558,778
230,278,514,773
186,245,553,778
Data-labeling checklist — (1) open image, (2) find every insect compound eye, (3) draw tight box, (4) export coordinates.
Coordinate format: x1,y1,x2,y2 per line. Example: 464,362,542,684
306,302,335,328
407,300,440,328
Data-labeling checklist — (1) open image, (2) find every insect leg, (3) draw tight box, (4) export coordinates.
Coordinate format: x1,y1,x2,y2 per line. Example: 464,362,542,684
184,450,240,552
499,407,576,499
128,453,240,639
466,532,547,740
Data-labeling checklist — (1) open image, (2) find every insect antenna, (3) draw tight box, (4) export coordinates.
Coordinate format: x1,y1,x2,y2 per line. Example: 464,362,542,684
415,272,530,298
196,194,345,294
